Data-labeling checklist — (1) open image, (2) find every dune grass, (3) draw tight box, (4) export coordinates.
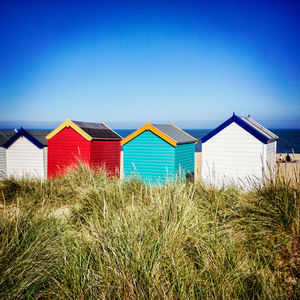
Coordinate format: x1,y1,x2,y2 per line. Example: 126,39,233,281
0,164,299,299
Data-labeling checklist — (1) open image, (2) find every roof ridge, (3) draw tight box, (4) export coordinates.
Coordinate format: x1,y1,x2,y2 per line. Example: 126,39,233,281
101,122,122,138
149,123,178,145
3,128,45,149
170,122,198,143
202,114,278,144
121,122,178,147
47,119,93,141
242,117,279,139
47,119,121,140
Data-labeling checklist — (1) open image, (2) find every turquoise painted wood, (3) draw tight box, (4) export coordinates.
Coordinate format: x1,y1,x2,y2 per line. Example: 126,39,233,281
175,143,195,178
123,130,195,184
123,131,175,184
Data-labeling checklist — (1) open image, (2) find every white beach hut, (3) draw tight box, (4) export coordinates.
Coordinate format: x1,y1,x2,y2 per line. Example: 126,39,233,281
201,114,279,188
3,128,52,179
0,129,16,178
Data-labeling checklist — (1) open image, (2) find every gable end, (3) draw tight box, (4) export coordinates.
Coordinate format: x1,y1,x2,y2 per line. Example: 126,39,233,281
202,114,275,144
3,128,44,149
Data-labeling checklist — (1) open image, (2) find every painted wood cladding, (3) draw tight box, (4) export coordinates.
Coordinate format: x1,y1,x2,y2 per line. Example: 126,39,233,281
43,147,48,179
6,137,46,179
264,141,277,178
90,140,121,175
202,122,276,187
0,148,7,178
48,127,90,177
123,131,175,183
48,127,121,177
123,130,195,184
175,143,195,177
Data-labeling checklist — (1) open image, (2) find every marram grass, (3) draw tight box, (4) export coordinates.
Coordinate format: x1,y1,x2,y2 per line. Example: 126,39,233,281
0,164,299,299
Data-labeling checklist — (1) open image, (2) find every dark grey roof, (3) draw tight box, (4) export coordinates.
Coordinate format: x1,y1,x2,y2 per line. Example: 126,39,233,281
241,117,278,142
26,130,52,146
0,129,17,146
72,121,122,140
151,124,197,144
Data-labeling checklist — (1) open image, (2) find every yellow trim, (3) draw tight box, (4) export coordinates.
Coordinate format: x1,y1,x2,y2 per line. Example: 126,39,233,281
46,119,92,141
171,123,198,144
121,123,177,147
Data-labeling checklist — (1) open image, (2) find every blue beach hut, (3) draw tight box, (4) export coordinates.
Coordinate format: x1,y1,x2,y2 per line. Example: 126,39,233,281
121,122,198,184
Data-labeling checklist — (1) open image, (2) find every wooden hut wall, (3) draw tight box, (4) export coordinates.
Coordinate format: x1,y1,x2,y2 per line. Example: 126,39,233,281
174,143,195,176
6,136,46,179
202,122,264,186
0,147,6,177
264,141,277,179
123,130,175,183
47,127,90,177
90,140,121,176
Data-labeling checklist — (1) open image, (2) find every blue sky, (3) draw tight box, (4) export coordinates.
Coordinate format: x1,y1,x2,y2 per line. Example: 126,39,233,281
0,0,300,129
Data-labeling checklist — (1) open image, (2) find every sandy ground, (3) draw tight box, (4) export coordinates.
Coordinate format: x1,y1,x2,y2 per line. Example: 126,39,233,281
275,153,300,182
194,152,202,181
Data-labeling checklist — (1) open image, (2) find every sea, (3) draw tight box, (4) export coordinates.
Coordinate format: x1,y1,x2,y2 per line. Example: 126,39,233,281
115,129,300,153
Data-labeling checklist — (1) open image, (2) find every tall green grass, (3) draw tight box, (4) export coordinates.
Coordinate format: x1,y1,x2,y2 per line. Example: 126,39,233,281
0,164,299,299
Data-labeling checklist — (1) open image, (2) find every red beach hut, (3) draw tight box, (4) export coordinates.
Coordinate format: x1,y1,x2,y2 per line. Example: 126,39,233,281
46,119,122,177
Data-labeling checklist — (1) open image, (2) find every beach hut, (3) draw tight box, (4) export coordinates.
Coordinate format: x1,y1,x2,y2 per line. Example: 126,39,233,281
46,119,122,177
0,129,16,178
3,128,51,179
201,114,279,187
121,122,197,184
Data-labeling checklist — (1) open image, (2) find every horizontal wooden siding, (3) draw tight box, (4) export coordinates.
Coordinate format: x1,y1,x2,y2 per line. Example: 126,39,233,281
202,122,264,187
90,140,121,176
6,137,45,179
175,143,195,178
265,141,277,178
123,130,175,184
48,127,90,177
0,147,7,178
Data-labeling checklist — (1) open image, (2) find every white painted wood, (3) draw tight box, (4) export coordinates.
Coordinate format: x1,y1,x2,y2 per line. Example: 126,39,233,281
202,122,265,188
265,141,277,179
43,147,48,179
6,137,46,179
0,147,7,178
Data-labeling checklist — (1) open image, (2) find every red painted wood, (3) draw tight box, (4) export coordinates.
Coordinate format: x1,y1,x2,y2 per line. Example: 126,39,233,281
48,127,121,178
48,127,90,177
90,140,121,176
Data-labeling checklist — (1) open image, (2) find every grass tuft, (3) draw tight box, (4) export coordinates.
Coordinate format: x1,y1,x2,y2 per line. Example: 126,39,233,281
0,164,299,298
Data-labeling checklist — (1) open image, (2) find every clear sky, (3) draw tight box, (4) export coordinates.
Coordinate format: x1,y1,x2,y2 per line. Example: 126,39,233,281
0,0,300,129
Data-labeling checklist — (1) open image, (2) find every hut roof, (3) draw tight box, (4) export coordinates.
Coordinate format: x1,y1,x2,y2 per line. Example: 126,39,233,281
46,119,122,141
72,121,122,140
240,117,278,141
26,130,52,146
121,122,197,147
152,124,197,145
0,129,16,147
201,114,279,144
3,128,52,149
